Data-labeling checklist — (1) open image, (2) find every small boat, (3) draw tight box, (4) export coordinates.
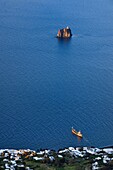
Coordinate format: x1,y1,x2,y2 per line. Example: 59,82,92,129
72,127,83,138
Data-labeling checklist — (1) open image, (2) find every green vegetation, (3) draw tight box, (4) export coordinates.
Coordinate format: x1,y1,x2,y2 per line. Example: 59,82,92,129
23,155,92,170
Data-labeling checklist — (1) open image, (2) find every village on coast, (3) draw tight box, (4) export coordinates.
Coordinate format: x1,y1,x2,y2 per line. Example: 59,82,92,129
1,145,113,170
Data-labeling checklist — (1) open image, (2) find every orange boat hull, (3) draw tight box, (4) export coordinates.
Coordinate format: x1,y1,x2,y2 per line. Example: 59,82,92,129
72,129,83,138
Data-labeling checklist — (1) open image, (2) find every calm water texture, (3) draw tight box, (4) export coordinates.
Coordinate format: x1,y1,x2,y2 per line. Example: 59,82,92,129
0,0,113,150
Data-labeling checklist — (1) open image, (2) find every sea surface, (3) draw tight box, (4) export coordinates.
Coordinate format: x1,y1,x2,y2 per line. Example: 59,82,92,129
0,0,113,150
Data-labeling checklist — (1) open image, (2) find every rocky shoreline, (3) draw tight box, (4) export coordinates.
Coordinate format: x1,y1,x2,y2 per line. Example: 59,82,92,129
1,146,113,169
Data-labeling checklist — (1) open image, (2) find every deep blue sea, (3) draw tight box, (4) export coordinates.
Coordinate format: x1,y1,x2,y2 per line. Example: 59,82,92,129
0,0,113,150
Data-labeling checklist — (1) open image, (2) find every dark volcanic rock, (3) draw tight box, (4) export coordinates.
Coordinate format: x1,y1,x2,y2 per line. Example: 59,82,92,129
57,27,72,38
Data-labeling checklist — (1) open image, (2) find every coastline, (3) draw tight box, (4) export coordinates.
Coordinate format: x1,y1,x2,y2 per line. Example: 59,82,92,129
1,146,113,169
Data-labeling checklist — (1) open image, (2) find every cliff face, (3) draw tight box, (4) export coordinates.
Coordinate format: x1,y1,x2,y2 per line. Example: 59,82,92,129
57,27,72,38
